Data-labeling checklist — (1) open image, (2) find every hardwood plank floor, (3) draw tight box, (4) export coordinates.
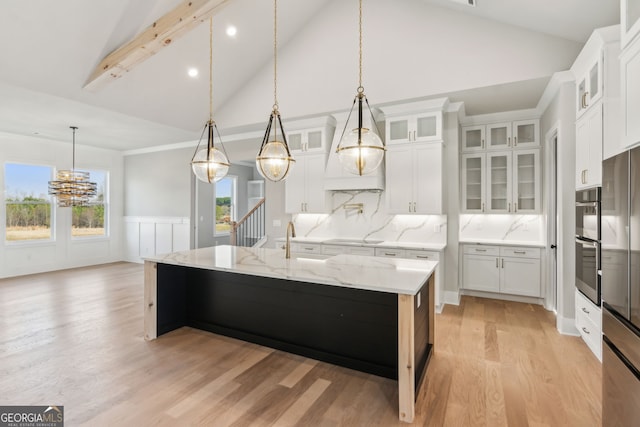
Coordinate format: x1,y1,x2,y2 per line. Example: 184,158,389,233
0,262,601,426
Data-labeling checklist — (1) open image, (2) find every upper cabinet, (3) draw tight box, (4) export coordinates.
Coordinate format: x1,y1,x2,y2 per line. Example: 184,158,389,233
621,2,640,149
380,99,446,146
386,112,442,144
462,120,539,152
571,26,620,185
284,116,336,154
460,116,540,213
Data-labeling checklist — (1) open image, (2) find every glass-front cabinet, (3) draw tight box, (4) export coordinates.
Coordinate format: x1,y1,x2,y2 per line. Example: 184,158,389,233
287,128,325,152
512,120,539,148
486,123,511,150
461,153,486,212
576,56,602,118
513,149,540,213
622,0,640,48
462,125,486,152
487,152,512,212
386,112,441,144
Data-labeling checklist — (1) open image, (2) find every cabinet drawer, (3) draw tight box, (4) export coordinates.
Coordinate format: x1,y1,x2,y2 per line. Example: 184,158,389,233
405,250,439,261
348,246,375,256
375,248,406,258
499,247,540,259
290,243,321,254
575,289,602,329
463,245,499,256
575,307,602,360
322,245,346,255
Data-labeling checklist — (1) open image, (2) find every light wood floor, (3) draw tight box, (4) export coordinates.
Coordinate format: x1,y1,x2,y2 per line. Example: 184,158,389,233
0,262,601,426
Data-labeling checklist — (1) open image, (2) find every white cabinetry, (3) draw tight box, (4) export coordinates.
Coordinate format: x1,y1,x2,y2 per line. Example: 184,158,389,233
621,0,640,48
462,148,540,213
284,116,336,154
575,103,603,189
621,34,640,149
463,120,538,152
575,289,602,361
285,154,327,213
462,244,541,298
386,142,443,214
386,111,442,144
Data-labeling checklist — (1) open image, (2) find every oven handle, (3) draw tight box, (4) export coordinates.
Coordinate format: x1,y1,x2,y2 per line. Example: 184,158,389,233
576,201,599,207
575,237,599,247
576,237,600,272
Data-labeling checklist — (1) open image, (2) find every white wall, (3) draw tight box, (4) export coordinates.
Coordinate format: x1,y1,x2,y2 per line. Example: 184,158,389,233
540,81,577,334
0,132,124,278
216,0,581,129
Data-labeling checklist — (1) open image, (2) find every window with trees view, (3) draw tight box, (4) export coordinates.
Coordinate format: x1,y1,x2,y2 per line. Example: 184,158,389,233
71,170,107,238
215,176,236,235
4,163,54,242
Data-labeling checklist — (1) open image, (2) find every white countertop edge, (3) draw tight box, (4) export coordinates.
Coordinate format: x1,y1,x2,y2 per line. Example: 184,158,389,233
144,247,437,296
458,239,546,248
275,237,446,251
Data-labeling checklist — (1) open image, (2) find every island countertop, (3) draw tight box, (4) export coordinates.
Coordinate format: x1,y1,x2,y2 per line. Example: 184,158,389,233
144,245,437,296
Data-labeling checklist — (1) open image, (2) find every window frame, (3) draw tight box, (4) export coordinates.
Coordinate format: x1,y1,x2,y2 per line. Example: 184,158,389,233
70,169,110,240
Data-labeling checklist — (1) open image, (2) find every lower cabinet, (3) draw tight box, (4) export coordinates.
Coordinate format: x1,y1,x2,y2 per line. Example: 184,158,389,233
462,244,541,297
575,289,602,361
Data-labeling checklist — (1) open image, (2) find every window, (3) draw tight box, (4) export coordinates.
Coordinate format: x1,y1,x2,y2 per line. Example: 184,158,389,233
71,170,108,238
215,176,236,235
4,163,54,242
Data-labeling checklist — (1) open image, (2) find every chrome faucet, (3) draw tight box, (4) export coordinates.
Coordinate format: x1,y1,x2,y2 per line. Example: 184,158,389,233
285,221,296,259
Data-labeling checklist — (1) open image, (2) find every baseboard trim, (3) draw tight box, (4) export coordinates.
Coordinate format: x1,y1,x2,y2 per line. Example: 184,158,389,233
459,289,544,305
443,291,460,306
557,315,579,336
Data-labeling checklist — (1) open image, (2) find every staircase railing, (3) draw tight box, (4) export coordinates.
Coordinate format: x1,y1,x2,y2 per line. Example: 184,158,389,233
230,198,265,247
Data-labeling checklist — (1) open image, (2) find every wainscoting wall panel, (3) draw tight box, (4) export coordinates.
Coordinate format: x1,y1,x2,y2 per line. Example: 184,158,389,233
124,217,190,263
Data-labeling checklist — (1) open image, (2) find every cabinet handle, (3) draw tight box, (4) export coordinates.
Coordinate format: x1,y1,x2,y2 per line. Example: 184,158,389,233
514,202,518,212
582,307,590,315
413,202,417,212
416,255,429,259
514,136,517,146
475,248,487,252
501,258,505,268
514,250,526,254
408,202,412,212
508,202,511,212
582,327,590,335
384,252,397,257
481,202,485,212
496,258,499,268
584,170,588,184
582,92,589,109
304,247,314,251
507,136,511,147
481,139,485,149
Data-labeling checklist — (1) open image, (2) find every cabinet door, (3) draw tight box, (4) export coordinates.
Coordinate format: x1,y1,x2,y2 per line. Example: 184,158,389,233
486,152,512,212
513,149,540,213
512,120,539,148
500,256,541,297
461,154,485,212
287,132,304,152
622,0,640,48
284,157,306,213
304,154,327,213
414,143,443,214
486,122,512,150
387,117,411,144
621,35,640,148
385,146,414,213
462,126,485,152
463,254,500,292
305,129,324,151
415,113,441,142
587,103,603,187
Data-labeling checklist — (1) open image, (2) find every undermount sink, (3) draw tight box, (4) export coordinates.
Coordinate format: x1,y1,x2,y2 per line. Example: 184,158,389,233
324,238,384,245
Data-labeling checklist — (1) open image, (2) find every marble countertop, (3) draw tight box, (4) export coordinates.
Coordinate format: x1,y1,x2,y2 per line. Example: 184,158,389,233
144,245,437,295
274,237,447,251
458,239,546,248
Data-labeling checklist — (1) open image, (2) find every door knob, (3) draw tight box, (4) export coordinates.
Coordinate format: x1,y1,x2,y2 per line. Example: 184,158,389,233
550,244,557,249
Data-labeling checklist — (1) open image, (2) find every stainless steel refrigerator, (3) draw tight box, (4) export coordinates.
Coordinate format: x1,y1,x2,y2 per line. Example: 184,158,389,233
601,148,640,426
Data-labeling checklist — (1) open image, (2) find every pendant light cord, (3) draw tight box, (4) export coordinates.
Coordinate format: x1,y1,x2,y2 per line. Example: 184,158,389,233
71,126,77,172
358,0,363,93
273,0,278,111
209,17,214,123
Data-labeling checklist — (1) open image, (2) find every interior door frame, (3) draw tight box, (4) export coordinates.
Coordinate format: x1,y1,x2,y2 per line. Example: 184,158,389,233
545,124,559,313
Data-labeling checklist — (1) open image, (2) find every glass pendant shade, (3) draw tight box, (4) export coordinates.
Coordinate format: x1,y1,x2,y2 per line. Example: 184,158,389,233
48,126,97,207
191,121,230,184
256,110,294,182
337,127,385,176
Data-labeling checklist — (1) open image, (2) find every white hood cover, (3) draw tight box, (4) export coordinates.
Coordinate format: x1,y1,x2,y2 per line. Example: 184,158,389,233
324,112,385,191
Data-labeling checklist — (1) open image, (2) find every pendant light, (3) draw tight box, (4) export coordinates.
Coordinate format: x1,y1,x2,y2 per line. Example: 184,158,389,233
191,17,230,184
336,0,385,176
48,126,97,207
256,0,295,182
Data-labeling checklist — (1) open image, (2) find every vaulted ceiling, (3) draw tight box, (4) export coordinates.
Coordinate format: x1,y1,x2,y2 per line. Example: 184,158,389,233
0,0,619,155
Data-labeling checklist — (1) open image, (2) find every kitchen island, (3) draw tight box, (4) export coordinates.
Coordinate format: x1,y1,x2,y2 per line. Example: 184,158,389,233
143,245,436,423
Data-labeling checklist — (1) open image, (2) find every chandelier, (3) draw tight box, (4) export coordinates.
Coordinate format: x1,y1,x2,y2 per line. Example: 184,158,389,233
48,126,97,207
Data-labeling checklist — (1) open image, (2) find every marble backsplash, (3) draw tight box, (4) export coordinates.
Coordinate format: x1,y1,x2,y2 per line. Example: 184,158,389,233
459,214,544,243
292,191,447,244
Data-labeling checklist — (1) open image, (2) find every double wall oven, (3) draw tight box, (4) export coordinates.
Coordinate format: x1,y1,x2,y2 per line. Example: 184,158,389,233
576,187,601,306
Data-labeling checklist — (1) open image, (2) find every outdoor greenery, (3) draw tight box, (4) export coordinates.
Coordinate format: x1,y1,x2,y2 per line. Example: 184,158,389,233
216,196,231,233
5,197,51,228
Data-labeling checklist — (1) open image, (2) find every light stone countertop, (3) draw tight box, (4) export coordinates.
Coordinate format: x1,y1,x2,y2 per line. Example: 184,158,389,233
275,237,446,251
144,245,437,295
458,239,546,248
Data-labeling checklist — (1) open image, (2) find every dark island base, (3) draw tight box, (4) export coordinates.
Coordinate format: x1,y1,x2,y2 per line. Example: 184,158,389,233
156,263,431,392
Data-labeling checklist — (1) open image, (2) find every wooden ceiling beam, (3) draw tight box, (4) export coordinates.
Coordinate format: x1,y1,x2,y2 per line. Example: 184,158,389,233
84,0,233,91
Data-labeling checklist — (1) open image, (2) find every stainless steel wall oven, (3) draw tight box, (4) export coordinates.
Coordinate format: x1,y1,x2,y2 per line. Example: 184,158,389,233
575,187,601,306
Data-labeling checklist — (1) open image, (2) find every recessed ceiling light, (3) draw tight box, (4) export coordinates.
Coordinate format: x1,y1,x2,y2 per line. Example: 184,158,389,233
226,25,237,37
188,68,199,78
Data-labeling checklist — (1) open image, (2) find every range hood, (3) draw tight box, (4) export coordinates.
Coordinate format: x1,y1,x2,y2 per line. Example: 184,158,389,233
324,111,385,191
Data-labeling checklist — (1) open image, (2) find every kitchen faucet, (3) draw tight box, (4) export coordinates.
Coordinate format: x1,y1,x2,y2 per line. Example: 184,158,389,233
285,221,296,259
